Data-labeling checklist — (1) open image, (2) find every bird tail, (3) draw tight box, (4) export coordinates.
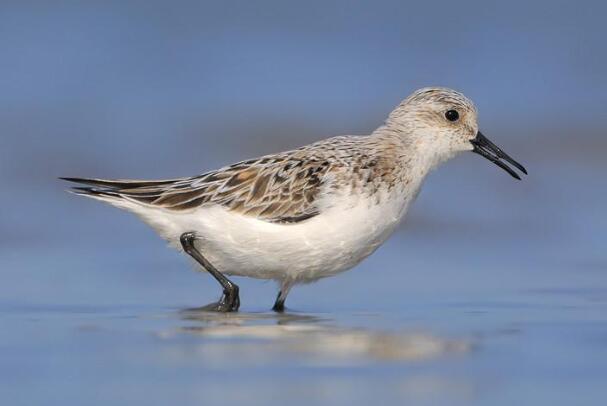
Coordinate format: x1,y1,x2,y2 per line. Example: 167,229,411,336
59,177,182,208
61,177,192,249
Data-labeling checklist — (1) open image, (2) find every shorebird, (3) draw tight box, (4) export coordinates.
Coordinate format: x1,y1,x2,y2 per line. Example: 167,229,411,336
62,87,526,312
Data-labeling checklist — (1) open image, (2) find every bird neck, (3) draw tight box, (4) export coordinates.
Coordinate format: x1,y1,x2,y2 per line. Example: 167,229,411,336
371,124,455,181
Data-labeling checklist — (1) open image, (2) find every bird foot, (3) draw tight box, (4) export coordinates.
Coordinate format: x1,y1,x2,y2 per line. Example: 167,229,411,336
196,290,240,312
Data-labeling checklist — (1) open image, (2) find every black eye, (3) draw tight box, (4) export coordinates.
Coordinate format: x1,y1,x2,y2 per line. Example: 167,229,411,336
445,110,459,122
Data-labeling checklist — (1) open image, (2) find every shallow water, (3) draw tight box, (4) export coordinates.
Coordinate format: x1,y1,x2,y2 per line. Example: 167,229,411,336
2,285,606,405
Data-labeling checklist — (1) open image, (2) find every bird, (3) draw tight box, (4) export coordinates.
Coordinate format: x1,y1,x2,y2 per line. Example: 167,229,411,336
62,87,527,312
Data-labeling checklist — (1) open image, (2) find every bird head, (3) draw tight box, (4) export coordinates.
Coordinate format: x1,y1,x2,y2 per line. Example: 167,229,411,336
386,87,527,179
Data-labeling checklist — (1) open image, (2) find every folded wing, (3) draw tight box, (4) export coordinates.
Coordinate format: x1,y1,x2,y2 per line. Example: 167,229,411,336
62,152,336,224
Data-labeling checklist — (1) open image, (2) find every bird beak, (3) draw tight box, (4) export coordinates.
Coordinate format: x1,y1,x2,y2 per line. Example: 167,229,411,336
470,131,527,180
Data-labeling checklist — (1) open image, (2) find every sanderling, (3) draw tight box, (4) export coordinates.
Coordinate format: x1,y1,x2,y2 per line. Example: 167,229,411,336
62,87,526,312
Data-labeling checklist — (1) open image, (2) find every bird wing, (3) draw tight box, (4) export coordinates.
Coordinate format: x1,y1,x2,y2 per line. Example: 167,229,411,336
62,148,338,224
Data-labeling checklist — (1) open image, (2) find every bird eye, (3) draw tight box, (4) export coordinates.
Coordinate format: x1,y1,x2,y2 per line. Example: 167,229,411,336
445,110,459,122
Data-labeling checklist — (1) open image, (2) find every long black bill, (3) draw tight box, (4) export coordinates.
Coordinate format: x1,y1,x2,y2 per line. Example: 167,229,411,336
470,131,527,180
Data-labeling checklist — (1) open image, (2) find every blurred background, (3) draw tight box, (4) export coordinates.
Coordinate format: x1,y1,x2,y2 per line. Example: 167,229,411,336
1,1,606,405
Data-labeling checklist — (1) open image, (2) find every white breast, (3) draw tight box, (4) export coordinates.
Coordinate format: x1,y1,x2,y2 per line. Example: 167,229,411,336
128,184,416,284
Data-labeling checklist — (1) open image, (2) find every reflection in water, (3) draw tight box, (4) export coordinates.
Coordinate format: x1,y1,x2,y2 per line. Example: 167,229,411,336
159,309,473,365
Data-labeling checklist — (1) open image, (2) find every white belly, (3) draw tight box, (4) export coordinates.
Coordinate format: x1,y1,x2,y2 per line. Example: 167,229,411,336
131,190,412,284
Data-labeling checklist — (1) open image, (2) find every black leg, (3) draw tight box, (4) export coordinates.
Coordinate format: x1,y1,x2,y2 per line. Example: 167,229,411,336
179,232,240,312
272,290,286,312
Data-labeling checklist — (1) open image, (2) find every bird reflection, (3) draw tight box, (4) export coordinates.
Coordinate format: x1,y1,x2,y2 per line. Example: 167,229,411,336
166,309,472,364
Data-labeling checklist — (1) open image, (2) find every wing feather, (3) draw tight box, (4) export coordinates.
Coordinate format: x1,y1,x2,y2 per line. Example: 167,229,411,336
63,146,341,223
